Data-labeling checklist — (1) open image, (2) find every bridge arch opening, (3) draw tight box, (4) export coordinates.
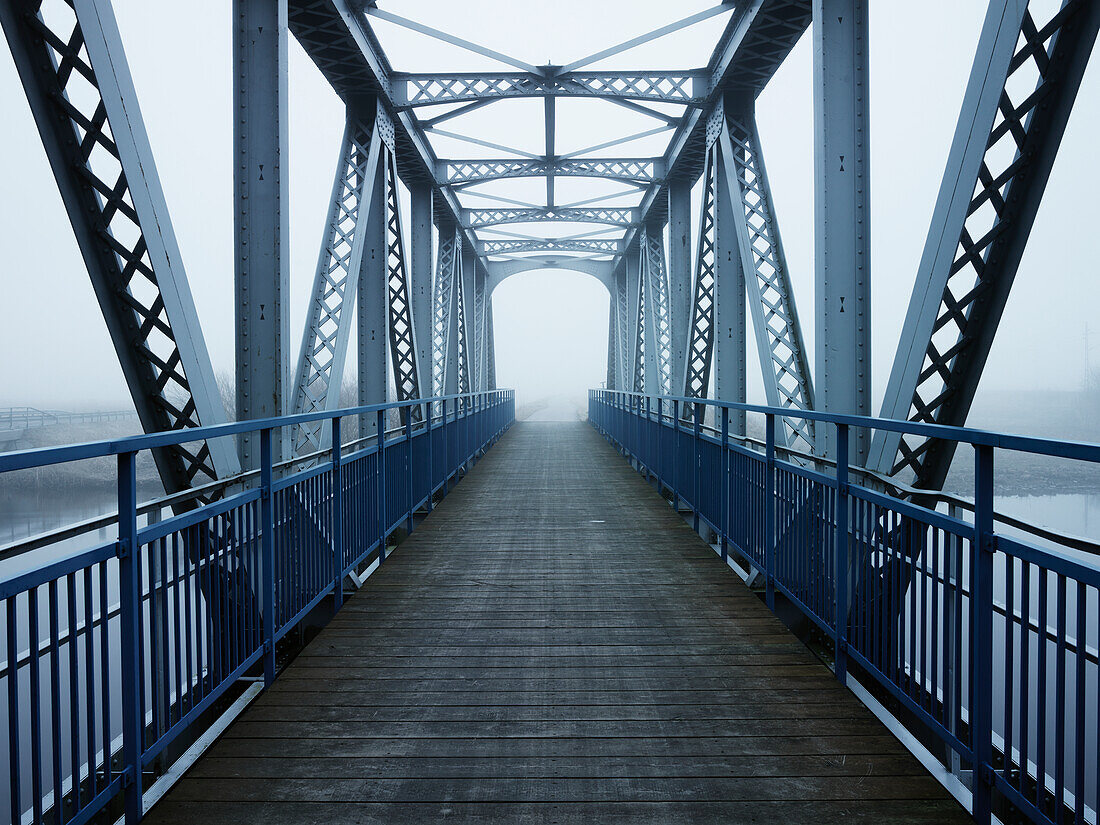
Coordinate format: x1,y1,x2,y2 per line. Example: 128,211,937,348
490,267,609,420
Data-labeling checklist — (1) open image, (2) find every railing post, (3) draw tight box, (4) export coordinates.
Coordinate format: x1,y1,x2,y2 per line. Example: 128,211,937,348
260,428,276,685
377,409,387,564
405,409,414,533
692,403,701,532
656,397,663,492
425,399,434,511
645,396,652,476
765,414,776,610
720,406,729,562
116,450,142,823
834,422,849,685
972,444,995,823
672,399,680,511
332,416,344,610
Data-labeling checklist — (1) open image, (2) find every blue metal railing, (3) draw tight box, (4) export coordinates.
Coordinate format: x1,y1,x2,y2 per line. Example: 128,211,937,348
0,390,515,825
590,389,1099,825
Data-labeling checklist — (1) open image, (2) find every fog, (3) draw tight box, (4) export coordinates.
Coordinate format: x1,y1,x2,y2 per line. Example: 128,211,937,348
1,1,1098,429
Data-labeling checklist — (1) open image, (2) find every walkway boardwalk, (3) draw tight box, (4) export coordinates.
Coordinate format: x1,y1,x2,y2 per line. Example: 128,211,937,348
146,421,969,824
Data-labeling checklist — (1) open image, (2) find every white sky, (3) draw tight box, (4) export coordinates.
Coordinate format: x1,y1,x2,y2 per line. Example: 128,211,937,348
0,1,1097,414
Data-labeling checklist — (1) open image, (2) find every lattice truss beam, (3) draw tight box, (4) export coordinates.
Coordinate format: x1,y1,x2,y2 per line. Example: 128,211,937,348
381,144,423,410
683,144,719,404
291,112,380,454
396,71,705,107
641,228,674,395
718,104,815,451
0,0,239,495
431,229,459,397
442,158,659,188
870,0,1100,487
465,207,636,230
479,239,622,256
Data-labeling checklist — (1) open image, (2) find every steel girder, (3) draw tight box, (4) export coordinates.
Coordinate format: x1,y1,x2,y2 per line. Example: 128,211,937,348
719,104,815,452
641,228,674,395
395,71,705,107
0,0,239,495
455,246,474,395
632,250,648,394
812,0,870,462
235,0,291,469
606,295,620,390
667,180,692,402
290,111,382,455
682,144,719,404
869,0,1100,488
441,158,659,188
479,239,622,256
465,207,635,230
484,301,497,391
471,263,488,391
410,183,434,399
712,136,747,435
381,146,423,413
618,250,641,393
432,229,460,396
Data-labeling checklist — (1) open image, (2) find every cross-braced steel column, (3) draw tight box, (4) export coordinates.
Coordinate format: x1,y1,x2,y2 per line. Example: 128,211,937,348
713,135,747,435
234,0,290,469
290,109,381,455
410,183,435,399
358,122,389,437
667,179,692,393
433,227,461,396
813,0,870,462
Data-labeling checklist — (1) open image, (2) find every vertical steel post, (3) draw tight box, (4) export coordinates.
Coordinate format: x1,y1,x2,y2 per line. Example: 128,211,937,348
972,444,995,822
405,410,414,533
764,414,776,609
656,397,664,492
813,0,870,461
410,184,434,396
672,400,680,511
359,150,388,437
332,417,343,609
834,422,849,684
713,136,747,436
377,409,387,563
692,403,701,532
260,428,276,685
234,0,290,469
117,451,142,822
720,406,729,561
668,180,692,389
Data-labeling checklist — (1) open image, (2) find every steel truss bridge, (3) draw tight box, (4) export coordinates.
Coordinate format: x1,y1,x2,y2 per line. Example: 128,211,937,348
0,1,1098,824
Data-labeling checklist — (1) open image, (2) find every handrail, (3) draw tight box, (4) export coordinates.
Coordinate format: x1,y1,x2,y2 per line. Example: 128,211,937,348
0,389,516,825
590,389,1099,825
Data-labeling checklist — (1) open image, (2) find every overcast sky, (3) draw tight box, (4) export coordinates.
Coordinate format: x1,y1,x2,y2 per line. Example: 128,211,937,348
0,0,1097,415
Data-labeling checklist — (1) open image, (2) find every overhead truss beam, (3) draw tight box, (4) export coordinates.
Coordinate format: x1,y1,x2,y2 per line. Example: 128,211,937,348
479,239,622,256
465,207,635,230
441,158,660,188
395,71,706,107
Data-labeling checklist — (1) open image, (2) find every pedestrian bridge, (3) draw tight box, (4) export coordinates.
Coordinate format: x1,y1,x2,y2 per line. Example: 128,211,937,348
1,392,1098,825
2,0,1100,823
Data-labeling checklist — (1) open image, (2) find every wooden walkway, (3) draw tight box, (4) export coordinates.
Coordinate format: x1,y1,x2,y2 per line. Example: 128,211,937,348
146,421,970,824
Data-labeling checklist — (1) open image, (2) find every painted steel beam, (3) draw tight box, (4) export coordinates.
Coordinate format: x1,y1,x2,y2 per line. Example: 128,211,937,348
290,110,382,455
641,228,673,395
812,0,869,462
479,239,622,256
870,0,1100,488
606,290,621,390
0,0,239,495
456,243,475,394
465,207,635,230
667,179,693,401
619,248,642,392
381,145,423,413
441,158,659,188
432,228,461,396
718,103,815,451
410,182,434,399
712,136,747,436
484,300,497,391
357,117,388,437
235,0,291,470
682,144,719,403
394,71,706,107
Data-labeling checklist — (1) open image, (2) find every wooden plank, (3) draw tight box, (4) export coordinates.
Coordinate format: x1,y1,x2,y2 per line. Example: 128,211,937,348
144,422,969,823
